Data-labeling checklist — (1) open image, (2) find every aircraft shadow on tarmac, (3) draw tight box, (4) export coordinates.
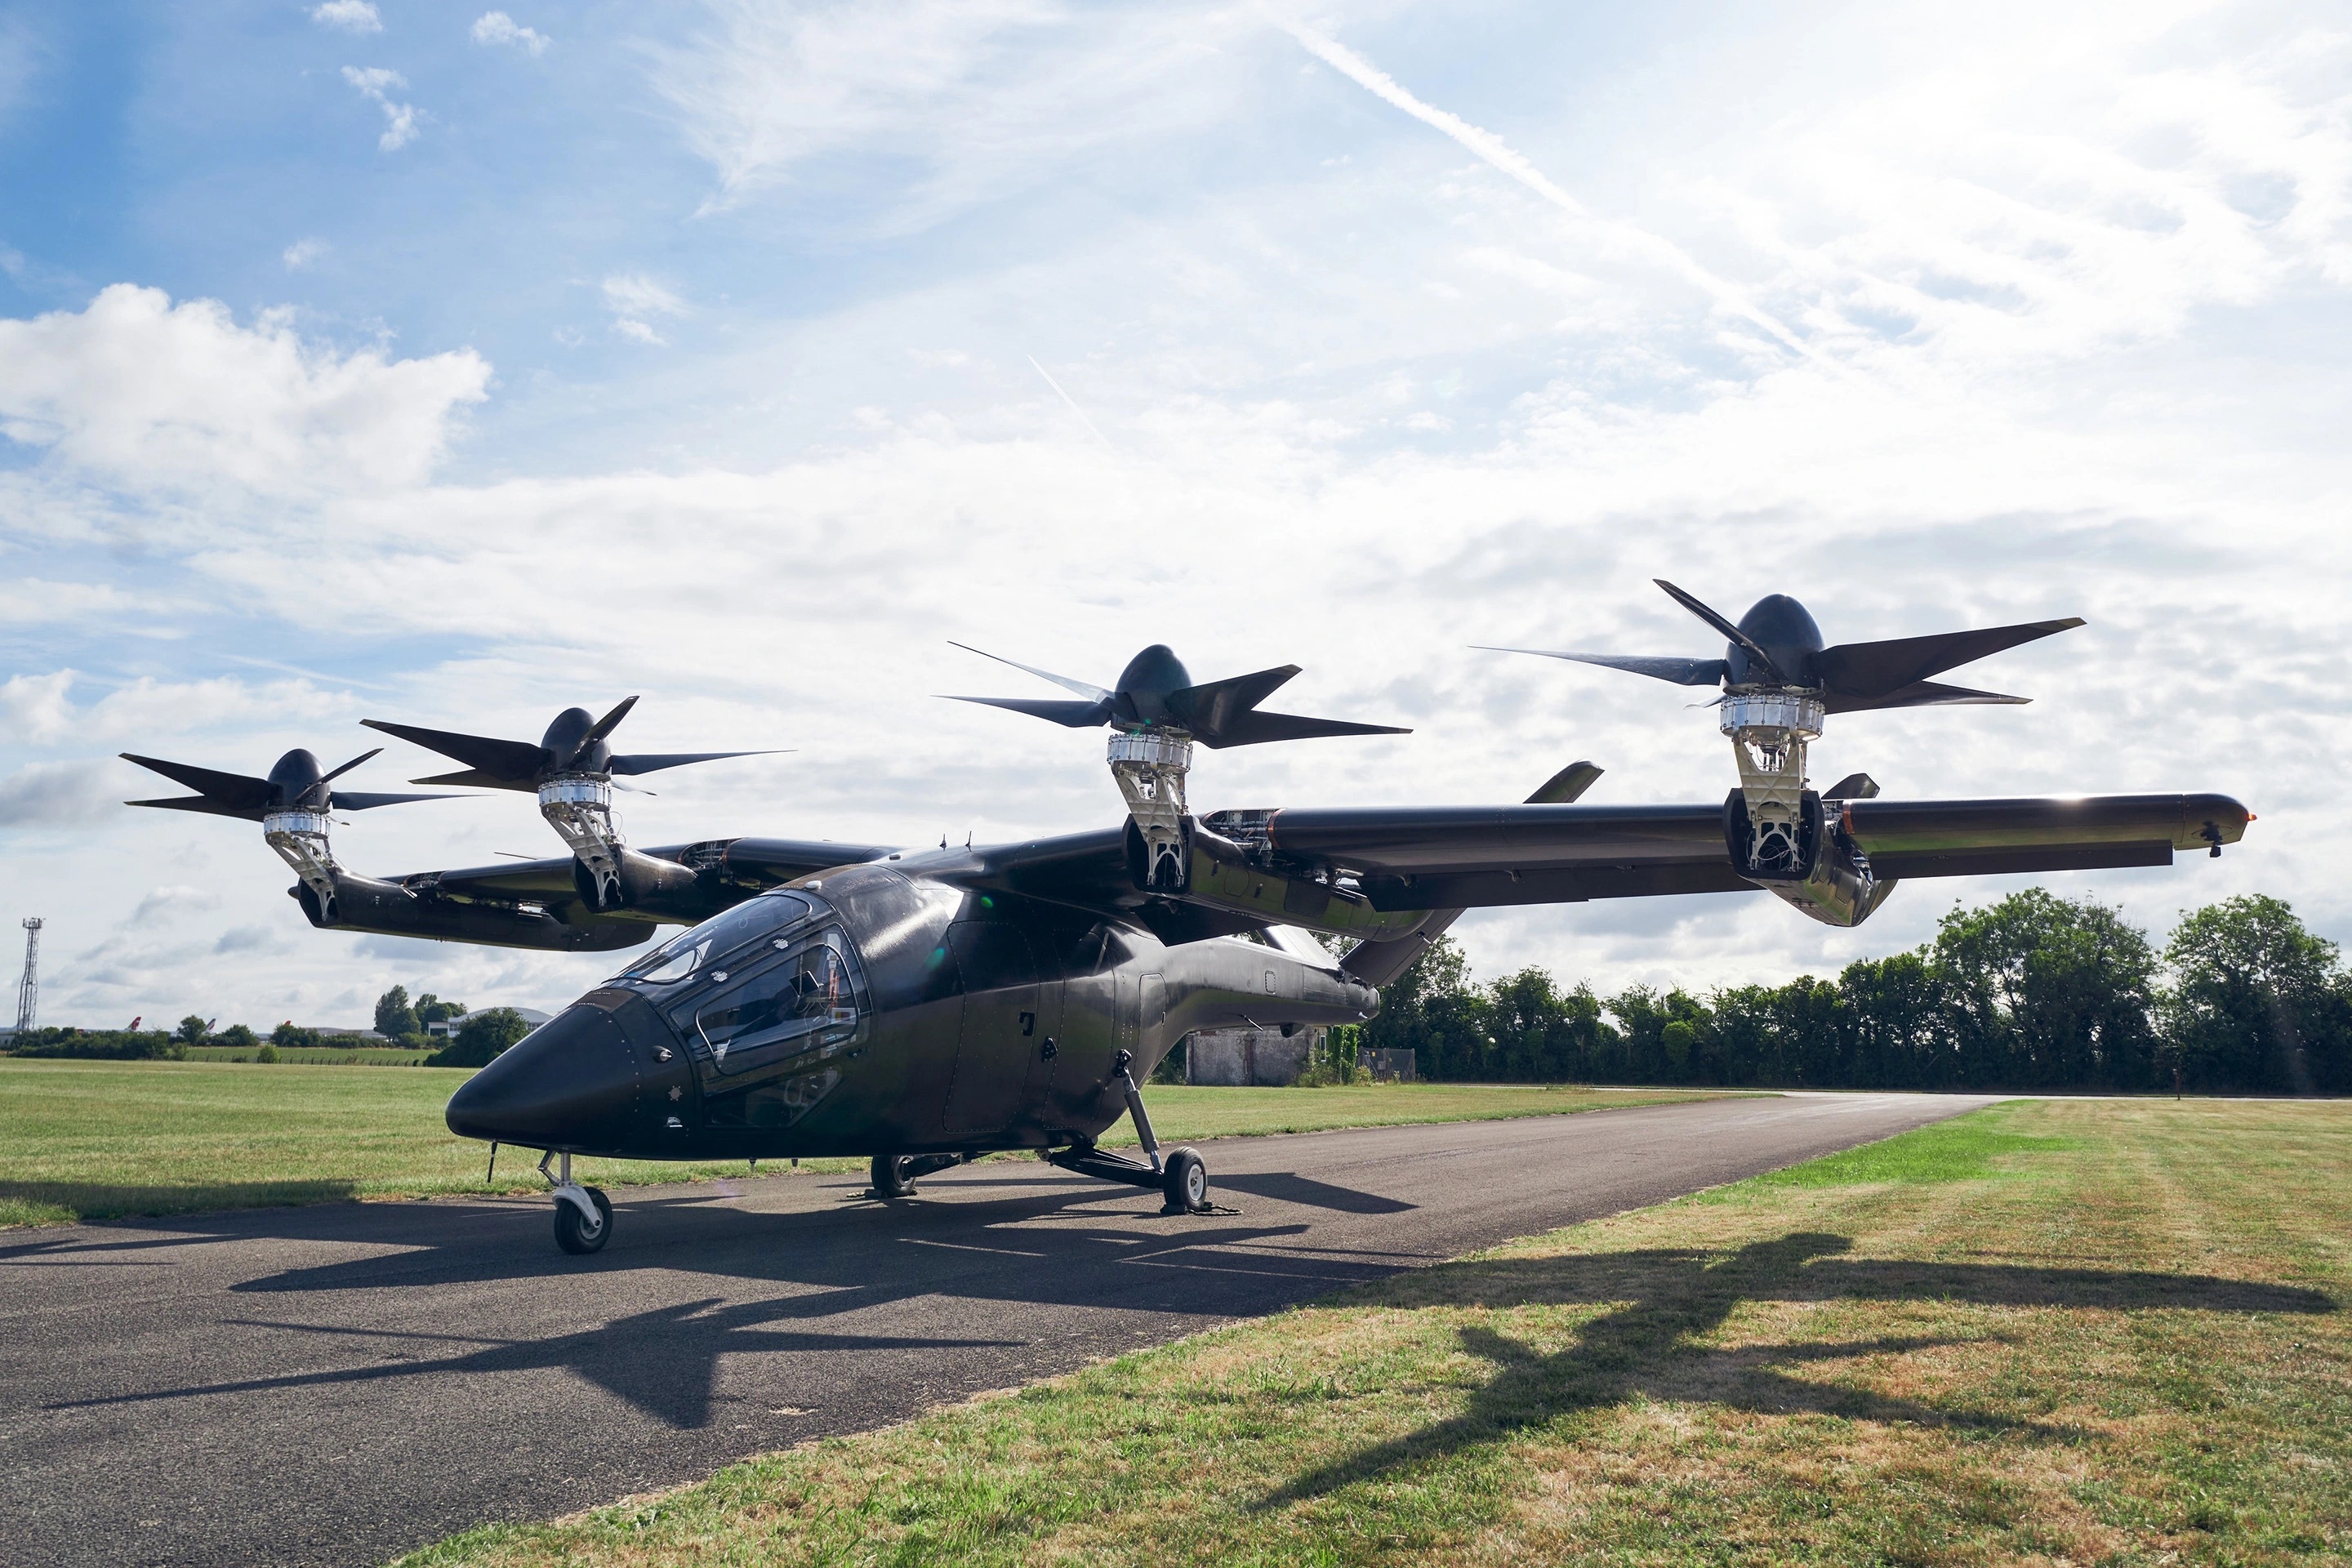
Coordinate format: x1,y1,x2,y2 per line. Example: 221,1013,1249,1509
1268,1230,2338,1503
20,1174,1429,1429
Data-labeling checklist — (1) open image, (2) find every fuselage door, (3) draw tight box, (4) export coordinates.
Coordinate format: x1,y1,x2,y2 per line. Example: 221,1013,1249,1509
942,922,1043,1139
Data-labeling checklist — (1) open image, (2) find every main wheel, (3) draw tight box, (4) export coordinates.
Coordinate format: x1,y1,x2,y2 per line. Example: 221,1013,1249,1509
871,1154,918,1199
1160,1147,1208,1214
554,1186,612,1254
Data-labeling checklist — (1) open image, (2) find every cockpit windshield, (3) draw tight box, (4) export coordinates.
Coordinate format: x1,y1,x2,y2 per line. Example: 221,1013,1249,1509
613,890,816,986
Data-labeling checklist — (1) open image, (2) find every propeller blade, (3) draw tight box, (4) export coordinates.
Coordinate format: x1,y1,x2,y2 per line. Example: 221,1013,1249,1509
608,750,785,777
938,694,1117,728
1823,773,1881,800
1526,760,1604,804
1815,617,2085,701
582,695,639,746
1652,580,1784,683
360,719,548,784
327,790,458,811
1477,648,1730,686
1824,679,2031,714
1196,710,1412,749
1166,664,1300,741
317,748,383,787
124,794,267,820
947,642,1112,702
408,767,539,792
118,754,276,813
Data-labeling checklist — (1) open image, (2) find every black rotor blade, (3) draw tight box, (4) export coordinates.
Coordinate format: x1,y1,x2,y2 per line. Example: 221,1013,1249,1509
608,750,785,777
360,719,548,784
1526,760,1604,804
1197,710,1412,749
408,767,540,792
317,748,383,787
939,694,1117,728
328,790,459,811
118,754,276,814
1824,679,2030,715
582,696,639,746
1653,580,1784,683
1166,664,1299,741
947,642,1112,702
1815,618,2085,702
125,794,266,821
1477,648,1729,686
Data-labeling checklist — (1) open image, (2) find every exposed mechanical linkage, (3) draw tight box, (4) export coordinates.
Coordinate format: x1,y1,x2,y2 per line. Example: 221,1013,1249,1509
1108,730,1192,892
1719,691,1823,875
537,775,626,908
262,808,342,919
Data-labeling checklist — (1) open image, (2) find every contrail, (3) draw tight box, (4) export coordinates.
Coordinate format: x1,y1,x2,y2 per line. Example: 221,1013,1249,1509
1027,355,1116,450
1273,17,1821,364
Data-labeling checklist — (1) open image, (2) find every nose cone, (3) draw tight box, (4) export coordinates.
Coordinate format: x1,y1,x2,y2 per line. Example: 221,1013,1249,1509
446,1004,641,1152
268,748,326,809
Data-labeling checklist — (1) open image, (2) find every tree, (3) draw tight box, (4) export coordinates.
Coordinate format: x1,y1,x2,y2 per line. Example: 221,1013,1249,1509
176,1015,212,1048
1933,889,2159,1089
1362,936,1490,1080
428,1007,531,1067
216,1023,259,1050
2161,895,2350,1094
414,993,469,1027
271,1021,321,1049
374,986,418,1038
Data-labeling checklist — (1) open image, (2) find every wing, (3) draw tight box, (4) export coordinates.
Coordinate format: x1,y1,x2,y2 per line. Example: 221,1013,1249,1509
1258,792,2248,911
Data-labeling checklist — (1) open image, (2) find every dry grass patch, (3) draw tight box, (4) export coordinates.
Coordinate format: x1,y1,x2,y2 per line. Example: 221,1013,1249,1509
400,1099,2349,1566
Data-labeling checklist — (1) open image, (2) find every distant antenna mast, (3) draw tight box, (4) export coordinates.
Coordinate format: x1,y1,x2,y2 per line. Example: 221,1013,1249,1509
14,918,41,1035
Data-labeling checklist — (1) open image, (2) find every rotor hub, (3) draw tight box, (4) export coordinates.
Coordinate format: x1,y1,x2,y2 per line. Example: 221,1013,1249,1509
1108,730,1192,892
1718,692,1824,874
262,809,339,906
537,774,625,905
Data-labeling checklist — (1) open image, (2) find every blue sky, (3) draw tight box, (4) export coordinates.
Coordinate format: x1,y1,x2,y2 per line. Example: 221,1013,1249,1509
2,0,2348,1027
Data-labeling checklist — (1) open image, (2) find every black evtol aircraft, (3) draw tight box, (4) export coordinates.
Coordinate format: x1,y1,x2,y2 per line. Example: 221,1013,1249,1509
124,587,2251,1254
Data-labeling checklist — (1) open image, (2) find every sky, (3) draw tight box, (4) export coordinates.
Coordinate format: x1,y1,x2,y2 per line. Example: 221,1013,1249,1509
1,0,2347,1029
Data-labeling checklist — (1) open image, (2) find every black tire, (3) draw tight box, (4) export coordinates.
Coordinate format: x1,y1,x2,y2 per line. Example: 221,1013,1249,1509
1160,1147,1208,1214
554,1186,612,1254
870,1154,918,1199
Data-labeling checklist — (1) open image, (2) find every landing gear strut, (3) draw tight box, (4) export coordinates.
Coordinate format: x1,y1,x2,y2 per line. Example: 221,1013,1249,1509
869,1152,971,1199
1046,1050,1211,1214
541,1150,612,1254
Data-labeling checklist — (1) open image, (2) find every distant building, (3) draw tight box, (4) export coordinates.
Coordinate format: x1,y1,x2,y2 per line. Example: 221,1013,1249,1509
1186,1026,1323,1086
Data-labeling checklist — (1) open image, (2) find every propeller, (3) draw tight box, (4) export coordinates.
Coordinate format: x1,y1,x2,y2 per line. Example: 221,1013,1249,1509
121,747,452,819
1481,580,2084,713
941,643,1410,749
360,698,783,790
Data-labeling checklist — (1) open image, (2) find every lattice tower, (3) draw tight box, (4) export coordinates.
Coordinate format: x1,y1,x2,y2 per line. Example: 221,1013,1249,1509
13,918,41,1036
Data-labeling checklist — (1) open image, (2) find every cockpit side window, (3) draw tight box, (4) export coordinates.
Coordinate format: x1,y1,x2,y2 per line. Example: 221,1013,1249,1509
680,929,864,1079
613,891,816,985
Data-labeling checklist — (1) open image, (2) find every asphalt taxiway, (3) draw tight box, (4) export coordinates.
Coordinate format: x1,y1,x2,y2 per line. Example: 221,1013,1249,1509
0,1091,1989,1567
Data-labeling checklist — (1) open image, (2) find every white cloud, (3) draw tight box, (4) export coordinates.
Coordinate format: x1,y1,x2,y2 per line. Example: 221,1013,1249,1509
282,237,329,270
470,11,550,55
645,1,1254,216
310,1,381,34
0,284,489,493
0,760,113,827
0,671,75,745
601,273,687,345
341,65,417,151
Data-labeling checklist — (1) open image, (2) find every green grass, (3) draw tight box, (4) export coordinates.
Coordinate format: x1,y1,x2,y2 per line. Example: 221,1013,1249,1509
0,1058,1722,1228
396,1098,2352,1568
180,1045,439,1066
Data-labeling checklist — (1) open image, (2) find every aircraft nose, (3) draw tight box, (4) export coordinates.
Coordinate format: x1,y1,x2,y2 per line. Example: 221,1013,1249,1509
445,1003,642,1152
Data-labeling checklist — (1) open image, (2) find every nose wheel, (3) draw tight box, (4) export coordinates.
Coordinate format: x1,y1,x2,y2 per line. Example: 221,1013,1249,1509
541,1150,613,1254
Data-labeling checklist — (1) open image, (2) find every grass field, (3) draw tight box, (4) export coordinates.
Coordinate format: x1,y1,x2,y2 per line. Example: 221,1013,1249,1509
399,1099,2350,1568
180,1045,439,1066
0,1058,1721,1227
